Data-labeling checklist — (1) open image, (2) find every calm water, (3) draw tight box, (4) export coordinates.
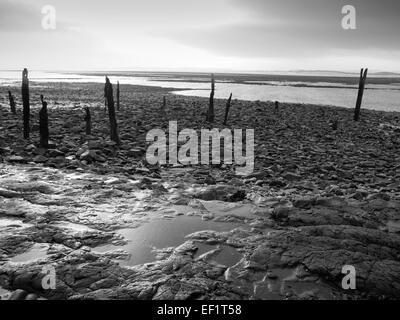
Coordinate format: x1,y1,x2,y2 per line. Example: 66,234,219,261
94,215,241,266
1,70,399,112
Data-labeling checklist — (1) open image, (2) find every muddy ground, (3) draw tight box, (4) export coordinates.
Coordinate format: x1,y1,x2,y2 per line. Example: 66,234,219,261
1,81,400,300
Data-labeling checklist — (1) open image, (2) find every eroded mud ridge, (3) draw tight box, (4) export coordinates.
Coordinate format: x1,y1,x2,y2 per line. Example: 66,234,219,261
1,82,400,300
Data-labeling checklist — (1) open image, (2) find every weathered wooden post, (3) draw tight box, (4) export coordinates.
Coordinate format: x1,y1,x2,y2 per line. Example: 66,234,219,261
223,93,232,125
104,77,120,145
39,95,49,148
116,81,120,111
84,107,92,135
331,119,338,131
103,81,108,115
206,73,215,122
275,101,279,113
22,69,30,139
354,68,368,122
8,91,16,114
162,96,166,113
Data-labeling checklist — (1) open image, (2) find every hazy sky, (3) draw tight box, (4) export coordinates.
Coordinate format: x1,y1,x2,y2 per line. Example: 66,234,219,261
0,0,399,72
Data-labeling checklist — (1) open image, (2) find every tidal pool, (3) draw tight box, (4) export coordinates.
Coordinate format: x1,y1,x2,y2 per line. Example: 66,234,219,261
94,215,241,266
10,243,49,263
194,243,242,267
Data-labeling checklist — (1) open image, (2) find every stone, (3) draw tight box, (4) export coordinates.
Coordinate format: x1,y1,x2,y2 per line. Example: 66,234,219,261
47,149,65,157
33,155,48,163
7,156,25,163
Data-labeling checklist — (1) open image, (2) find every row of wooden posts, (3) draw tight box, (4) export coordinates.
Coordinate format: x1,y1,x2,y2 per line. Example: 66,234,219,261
7,69,122,148
7,68,368,149
206,69,368,124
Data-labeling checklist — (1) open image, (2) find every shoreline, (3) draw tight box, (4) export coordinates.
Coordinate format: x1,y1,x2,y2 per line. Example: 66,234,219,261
2,80,400,115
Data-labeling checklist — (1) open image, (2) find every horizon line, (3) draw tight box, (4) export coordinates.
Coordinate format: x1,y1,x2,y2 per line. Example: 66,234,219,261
1,68,400,76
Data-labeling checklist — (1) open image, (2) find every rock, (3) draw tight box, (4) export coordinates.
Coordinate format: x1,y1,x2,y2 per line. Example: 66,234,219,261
293,197,315,209
127,148,144,157
193,185,246,202
47,149,65,157
25,144,36,152
7,156,25,163
33,155,48,163
352,191,364,201
271,206,293,220
0,147,11,154
250,225,400,298
0,188,21,198
8,289,29,300
282,172,301,181
79,150,106,163
268,180,287,188
33,148,46,155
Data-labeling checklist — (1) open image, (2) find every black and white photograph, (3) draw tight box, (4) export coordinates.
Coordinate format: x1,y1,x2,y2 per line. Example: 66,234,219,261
0,0,400,308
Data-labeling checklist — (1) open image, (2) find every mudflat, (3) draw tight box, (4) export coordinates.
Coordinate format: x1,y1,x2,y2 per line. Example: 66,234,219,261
1,81,400,300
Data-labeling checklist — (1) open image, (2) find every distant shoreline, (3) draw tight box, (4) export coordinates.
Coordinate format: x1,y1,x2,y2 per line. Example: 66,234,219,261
1,73,399,112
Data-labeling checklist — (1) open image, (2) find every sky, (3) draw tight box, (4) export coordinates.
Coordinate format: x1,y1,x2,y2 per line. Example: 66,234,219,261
0,0,399,72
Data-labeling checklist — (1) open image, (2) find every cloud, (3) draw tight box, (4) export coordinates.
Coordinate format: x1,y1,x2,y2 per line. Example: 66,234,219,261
152,0,400,59
0,0,73,33
0,0,42,31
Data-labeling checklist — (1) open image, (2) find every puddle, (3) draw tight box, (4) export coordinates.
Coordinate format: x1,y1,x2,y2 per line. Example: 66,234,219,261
194,243,242,267
10,243,49,263
93,215,240,266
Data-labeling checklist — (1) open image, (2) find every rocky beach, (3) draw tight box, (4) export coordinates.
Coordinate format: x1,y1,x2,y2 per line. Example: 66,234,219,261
1,80,400,300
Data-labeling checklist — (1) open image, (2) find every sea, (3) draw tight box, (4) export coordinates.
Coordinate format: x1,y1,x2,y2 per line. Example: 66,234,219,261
1,70,399,112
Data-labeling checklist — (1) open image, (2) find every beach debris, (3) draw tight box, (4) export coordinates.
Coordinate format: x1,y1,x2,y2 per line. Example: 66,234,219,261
22,68,30,139
223,93,232,126
206,73,215,123
39,95,49,148
104,76,120,145
354,68,368,121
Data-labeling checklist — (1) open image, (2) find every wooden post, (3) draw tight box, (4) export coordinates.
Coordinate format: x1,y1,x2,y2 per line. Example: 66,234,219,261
104,77,120,145
22,68,30,139
8,91,16,114
84,107,92,135
116,81,120,111
39,95,49,148
162,96,166,113
331,119,338,131
354,68,368,122
275,101,279,113
223,93,232,125
206,73,215,122
103,81,108,115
